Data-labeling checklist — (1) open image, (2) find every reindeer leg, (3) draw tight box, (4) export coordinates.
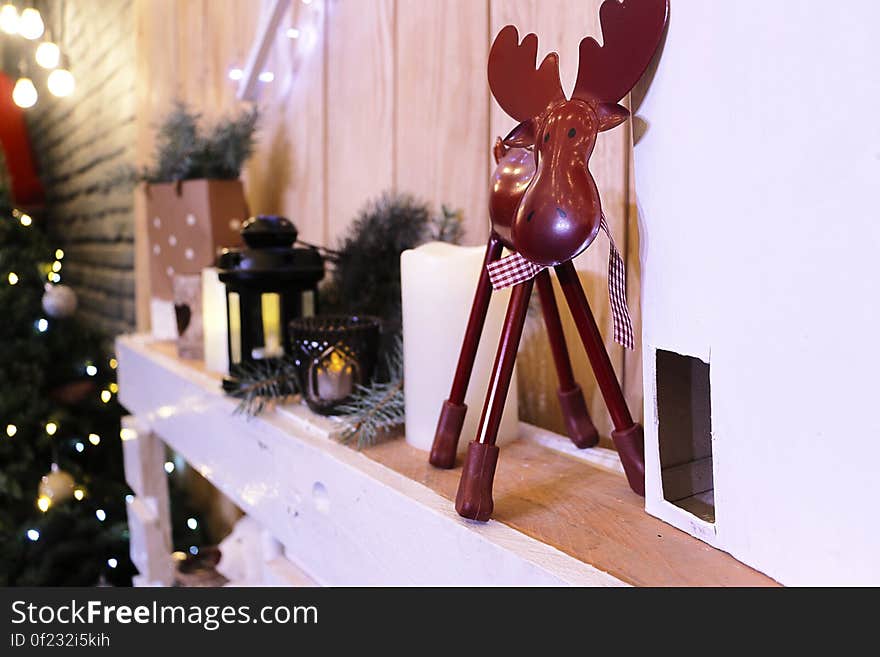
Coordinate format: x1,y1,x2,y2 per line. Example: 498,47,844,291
555,261,644,496
535,269,599,448
456,278,533,521
430,235,505,469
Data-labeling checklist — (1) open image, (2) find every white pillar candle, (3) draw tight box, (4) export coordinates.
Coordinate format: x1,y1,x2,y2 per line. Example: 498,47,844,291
201,267,229,374
401,242,519,453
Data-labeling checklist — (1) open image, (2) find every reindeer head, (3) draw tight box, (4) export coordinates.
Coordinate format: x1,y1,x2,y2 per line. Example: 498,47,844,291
488,0,668,266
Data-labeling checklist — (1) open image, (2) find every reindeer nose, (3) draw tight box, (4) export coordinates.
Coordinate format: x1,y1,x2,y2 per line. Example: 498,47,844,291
512,201,598,267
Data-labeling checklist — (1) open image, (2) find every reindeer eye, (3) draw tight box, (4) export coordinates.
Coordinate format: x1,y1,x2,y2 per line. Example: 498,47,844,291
568,128,576,138
543,132,550,143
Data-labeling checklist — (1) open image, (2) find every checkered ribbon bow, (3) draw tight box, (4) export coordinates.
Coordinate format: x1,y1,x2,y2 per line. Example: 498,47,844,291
487,215,634,349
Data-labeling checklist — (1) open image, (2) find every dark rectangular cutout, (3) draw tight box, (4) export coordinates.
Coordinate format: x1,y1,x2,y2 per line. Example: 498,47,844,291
656,349,715,523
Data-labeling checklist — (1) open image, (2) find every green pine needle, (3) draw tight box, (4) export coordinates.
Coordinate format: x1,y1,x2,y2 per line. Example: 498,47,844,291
226,358,300,417
335,337,405,448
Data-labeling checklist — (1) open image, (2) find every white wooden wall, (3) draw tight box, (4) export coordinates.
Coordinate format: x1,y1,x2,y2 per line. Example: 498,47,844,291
133,0,641,440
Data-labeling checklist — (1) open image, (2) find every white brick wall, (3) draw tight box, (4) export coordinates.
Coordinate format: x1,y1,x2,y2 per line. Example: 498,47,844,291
30,0,136,335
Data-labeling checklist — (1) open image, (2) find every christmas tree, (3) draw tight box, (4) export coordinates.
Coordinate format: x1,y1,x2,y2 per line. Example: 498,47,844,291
0,146,136,584
0,147,208,585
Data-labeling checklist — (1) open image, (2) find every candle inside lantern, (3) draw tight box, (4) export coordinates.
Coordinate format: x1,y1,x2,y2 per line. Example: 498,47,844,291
260,293,283,358
400,242,519,453
228,292,242,365
201,267,229,373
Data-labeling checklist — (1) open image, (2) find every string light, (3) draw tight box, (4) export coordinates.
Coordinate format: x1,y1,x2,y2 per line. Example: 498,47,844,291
6,424,16,437
35,40,60,69
19,213,32,226
73,487,85,501
12,77,38,108
228,67,244,81
109,357,118,369
75,441,84,452
49,272,60,283
100,390,111,403
107,558,118,569
18,7,44,40
163,461,175,474
36,318,48,332
286,27,300,39
7,272,18,285
125,494,133,504
85,364,97,376
37,495,51,512
47,67,75,97
95,509,106,522
189,546,199,555
45,422,57,436
26,529,40,541
302,0,313,5
187,517,198,530
109,383,119,393
258,71,274,83
119,427,136,441
51,260,62,272
55,249,64,260
88,433,100,446
0,4,18,35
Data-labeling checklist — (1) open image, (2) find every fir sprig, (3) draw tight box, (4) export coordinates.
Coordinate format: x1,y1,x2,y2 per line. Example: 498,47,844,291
335,338,405,448
141,101,259,183
431,204,465,244
227,358,300,417
320,193,465,330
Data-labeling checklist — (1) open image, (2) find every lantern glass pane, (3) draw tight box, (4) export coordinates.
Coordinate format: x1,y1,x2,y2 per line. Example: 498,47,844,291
228,292,242,364
302,290,315,318
261,293,283,358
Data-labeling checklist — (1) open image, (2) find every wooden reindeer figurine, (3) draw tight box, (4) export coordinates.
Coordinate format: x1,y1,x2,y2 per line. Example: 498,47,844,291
429,0,669,521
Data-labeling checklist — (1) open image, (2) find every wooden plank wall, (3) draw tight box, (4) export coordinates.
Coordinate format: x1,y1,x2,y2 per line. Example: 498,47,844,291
132,0,643,436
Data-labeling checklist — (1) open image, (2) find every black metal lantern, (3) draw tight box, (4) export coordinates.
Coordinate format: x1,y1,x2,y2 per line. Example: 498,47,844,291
217,215,324,391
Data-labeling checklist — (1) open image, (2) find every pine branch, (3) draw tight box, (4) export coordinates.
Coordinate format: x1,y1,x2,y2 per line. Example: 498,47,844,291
432,204,465,244
227,358,300,417
336,379,405,449
141,102,259,183
335,337,405,448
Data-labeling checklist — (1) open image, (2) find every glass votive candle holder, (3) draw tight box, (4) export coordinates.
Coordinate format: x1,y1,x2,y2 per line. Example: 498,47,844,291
288,315,381,415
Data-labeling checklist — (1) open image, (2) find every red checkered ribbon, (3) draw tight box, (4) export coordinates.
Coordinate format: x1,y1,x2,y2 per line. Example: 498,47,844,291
486,215,634,349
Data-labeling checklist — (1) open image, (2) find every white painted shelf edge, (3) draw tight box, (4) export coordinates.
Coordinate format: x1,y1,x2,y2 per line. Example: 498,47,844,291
116,334,628,587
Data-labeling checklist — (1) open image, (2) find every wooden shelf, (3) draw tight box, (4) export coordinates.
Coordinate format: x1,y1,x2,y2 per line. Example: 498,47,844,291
117,335,776,586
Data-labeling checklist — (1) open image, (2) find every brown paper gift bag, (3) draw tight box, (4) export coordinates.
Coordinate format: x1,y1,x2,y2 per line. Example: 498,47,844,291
144,179,247,302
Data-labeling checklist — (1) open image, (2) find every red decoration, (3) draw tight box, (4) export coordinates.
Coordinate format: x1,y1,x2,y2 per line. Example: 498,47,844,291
0,72,44,206
429,0,669,521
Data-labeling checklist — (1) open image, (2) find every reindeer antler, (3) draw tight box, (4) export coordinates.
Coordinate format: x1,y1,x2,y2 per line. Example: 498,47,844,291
573,0,669,103
488,26,565,123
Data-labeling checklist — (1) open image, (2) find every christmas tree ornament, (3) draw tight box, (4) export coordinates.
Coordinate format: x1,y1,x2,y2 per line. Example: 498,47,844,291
42,283,78,318
430,0,669,521
38,464,76,508
218,215,324,392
